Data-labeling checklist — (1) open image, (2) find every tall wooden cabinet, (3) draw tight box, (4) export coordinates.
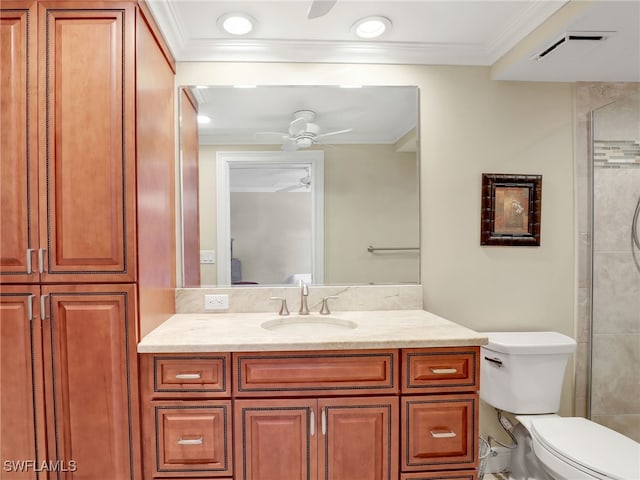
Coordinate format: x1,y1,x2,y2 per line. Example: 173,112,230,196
0,1,176,478
1,1,136,285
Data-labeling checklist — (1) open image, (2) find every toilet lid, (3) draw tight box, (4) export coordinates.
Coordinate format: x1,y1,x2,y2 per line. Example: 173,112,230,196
531,417,640,480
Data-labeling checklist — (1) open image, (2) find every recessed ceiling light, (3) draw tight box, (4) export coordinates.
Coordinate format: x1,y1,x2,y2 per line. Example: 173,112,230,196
197,114,212,124
217,13,255,36
352,16,391,39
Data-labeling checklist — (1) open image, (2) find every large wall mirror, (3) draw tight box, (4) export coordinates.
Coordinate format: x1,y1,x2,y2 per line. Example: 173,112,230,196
179,85,420,287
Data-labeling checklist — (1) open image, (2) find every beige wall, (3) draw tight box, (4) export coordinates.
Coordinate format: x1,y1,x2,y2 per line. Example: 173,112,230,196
176,63,576,437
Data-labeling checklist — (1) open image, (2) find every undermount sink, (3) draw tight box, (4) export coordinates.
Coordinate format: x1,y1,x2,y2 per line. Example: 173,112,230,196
261,316,358,334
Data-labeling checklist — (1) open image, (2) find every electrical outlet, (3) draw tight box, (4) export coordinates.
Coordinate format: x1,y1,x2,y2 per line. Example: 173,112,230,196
200,250,216,264
204,294,229,310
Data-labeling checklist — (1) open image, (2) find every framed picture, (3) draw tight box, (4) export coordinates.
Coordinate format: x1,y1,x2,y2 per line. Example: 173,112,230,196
480,173,542,246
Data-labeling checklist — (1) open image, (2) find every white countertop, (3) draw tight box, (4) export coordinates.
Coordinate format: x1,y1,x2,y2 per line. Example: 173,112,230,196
137,310,487,353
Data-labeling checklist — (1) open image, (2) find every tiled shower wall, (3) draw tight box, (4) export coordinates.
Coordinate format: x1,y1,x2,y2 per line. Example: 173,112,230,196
575,83,640,442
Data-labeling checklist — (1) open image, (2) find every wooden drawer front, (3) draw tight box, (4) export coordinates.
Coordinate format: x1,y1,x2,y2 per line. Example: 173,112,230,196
401,470,477,480
234,350,398,397
401,394,478,471
402,348,479,393
154,355,230,396
155,402,232,476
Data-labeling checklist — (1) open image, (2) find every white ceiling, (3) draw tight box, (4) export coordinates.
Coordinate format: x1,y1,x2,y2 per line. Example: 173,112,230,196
147,0,640,81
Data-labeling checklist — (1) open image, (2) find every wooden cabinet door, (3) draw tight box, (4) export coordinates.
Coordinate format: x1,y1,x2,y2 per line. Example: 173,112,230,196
0,285,47,479
0,2,39,284
154,401,233,477
41,284,139,479
234,399,317,480
37,3,136,283
319,397,399,480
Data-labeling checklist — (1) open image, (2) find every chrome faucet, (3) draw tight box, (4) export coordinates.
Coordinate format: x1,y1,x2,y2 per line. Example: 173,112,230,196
298,280,309,315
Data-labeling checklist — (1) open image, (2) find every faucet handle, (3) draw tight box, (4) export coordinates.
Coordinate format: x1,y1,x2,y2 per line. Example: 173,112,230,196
269,297,290,316
319,296,338,315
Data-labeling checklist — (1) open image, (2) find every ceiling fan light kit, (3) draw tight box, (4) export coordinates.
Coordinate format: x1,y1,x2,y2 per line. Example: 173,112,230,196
256,109,353,151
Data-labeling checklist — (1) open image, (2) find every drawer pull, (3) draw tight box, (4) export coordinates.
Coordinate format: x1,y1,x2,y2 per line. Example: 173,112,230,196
430,368,458,374
26,248,34,275
177,437,203,445
310,409,315,436
430,430,456,439
175,373,202,380
321,409,327,436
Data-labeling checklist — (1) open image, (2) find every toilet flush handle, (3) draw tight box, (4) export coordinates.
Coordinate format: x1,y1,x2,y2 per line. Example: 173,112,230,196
484,356,503,367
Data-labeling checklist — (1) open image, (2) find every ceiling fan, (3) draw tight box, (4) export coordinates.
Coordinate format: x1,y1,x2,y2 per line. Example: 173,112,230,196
256,110,352,151
307,0,337,19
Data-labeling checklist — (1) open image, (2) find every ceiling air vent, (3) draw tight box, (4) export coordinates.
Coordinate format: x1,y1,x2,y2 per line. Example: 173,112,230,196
532,31,612,61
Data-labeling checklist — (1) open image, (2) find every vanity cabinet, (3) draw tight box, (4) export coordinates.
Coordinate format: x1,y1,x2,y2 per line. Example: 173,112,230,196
140,347,480,480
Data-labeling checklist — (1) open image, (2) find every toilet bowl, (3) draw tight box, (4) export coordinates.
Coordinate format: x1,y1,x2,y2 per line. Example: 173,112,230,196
480,332,640,480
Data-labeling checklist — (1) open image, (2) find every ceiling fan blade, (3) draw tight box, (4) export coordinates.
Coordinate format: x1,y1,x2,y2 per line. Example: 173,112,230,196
307,0,337,19
316,128,352,138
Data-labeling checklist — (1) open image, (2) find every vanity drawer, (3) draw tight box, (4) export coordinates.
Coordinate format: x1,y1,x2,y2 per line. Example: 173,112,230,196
402,347,479,393
153,401,232,477
401,394,478,471
149,354,231,397
234,349,399,397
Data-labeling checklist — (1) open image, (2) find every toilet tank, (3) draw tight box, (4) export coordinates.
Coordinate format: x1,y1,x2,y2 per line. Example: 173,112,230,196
480,332,576,414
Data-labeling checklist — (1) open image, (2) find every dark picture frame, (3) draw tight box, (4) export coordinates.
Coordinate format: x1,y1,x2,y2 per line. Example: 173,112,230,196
480,173,542,246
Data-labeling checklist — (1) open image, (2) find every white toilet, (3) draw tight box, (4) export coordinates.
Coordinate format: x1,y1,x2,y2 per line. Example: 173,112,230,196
480,331,640,480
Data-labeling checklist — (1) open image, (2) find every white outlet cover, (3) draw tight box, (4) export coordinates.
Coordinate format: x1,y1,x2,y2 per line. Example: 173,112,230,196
204,294,229,310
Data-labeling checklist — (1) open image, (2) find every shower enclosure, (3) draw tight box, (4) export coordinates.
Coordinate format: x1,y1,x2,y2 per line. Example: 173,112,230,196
589,94,640,441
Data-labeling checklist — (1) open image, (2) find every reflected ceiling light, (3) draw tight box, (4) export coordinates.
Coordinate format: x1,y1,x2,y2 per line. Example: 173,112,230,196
217,13,255,36
352,16,391,39
197,114,212,124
